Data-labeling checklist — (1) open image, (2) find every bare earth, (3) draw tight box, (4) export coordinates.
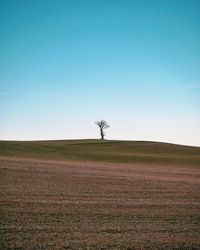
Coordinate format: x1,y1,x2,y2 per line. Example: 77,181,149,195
0,157,200,249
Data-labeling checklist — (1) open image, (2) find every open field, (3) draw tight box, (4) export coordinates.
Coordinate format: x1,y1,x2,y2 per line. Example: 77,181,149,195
1,139,200,166
0,140,200,249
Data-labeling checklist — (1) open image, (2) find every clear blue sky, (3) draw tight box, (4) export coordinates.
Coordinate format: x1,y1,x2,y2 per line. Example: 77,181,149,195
0,0,200,146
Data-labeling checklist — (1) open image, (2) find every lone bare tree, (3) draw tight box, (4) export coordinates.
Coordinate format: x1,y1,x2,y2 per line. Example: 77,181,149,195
95,120,110,140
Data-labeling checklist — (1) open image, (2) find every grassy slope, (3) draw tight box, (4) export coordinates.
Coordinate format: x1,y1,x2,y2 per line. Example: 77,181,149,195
0,139,200,166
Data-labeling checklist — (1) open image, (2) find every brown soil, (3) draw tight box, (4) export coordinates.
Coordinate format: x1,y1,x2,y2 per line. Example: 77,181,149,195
0,157,200,249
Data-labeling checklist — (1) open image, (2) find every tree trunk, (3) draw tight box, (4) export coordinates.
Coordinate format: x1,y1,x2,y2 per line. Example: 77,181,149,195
100,128,104,140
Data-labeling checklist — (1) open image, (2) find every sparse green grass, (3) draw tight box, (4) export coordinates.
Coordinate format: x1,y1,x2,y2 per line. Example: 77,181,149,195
0,139,200,166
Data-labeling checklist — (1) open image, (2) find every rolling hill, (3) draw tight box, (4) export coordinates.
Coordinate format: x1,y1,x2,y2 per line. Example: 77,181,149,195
0,139,200,166
1,140,200,249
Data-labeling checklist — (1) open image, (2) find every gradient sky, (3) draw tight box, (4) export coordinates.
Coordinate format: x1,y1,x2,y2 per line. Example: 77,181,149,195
0,0,200,146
